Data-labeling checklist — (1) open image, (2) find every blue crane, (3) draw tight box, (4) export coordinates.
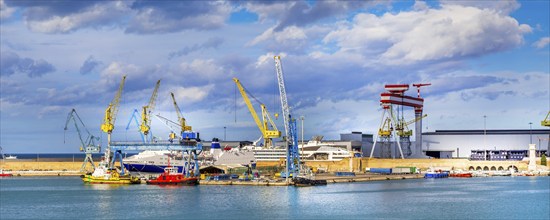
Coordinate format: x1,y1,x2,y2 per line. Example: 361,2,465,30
64,108,101,172
274,56,301,182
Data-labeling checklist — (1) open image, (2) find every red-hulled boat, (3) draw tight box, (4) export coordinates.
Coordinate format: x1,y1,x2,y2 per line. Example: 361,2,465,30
146,166,199,185
0,169,13,177
449,172,472,178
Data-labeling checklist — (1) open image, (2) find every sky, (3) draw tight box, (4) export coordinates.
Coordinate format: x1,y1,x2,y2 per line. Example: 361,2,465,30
0,0,549,153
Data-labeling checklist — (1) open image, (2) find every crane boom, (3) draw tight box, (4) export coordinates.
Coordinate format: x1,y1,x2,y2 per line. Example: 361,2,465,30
274,56,300,180
542,111,550,127
233,77,281,148
101,75,126,134
140,80,161,136
64,108,100,171
171,92,192,132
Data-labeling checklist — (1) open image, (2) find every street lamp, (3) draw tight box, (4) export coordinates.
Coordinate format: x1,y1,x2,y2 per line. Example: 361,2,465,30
483,115,487,161
529,122,533,144
224,126,226,141
300,116,305,157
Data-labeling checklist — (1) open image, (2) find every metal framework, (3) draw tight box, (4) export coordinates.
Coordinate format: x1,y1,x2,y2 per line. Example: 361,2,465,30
274,56,300,181
64,109,101,171
126,109,146,143
140,80,161,141
233,77,281,148
109,141,202,177
370,84,430,159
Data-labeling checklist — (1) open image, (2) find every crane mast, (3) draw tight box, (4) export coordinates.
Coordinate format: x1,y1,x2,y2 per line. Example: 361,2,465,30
233,77,281,148
101,75,126,134
274,56,300,181
140,80,161,139
100,75,126,170
170,92,200,143
64,109,100,171
171,92,192,133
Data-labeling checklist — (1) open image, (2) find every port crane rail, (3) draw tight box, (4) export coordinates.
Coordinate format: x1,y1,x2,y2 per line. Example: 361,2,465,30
109,141,202,178
274,56,301,182
64,108,101,171
233,77,281,148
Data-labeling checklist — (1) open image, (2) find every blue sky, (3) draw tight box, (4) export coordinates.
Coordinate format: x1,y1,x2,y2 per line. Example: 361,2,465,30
1,0,549,153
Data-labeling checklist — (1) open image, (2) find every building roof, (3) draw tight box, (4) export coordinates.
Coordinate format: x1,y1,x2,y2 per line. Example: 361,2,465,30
423,129,550,135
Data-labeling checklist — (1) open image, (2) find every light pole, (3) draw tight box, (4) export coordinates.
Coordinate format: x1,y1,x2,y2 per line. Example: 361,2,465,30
300,116,305,157
483,115,487,161
224,126,226,141
529,122,533,144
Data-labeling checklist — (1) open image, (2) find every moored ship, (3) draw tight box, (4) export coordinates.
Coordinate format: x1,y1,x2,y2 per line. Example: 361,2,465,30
146,166,199,185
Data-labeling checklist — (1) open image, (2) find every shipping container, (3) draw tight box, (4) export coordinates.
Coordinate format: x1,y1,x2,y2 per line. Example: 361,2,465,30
368,168,392,174
335,172,355,176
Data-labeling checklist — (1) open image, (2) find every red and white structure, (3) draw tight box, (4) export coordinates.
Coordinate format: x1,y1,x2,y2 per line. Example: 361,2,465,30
370,83,430,159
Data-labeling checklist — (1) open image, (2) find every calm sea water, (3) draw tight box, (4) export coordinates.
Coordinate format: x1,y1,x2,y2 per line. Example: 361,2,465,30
1,177,549,219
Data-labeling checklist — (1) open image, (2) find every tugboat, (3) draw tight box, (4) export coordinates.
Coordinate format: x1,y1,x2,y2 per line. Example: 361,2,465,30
81,148,140,184
81,160,140,184
146,156,199,185
146,166,199,185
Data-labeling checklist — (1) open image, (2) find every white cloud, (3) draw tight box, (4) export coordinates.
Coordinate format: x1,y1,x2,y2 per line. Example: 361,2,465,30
24,1,130,34
178,59,226,82
248,26,307,46
440,0,520,15
324,4,532,66
533,37,550,49
0,0,15,19
38,105,63,118
172,85,214,104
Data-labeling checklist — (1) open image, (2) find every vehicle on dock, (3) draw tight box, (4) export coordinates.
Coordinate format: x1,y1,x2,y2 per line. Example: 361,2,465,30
146,166,198,185
81,161,140,184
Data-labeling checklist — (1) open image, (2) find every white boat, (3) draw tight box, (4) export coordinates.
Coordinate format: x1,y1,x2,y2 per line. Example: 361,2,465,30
215,136,352,165
5,155,17,160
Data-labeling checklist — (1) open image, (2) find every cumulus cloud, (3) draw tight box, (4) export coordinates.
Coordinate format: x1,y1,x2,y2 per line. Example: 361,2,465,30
533,37,550,49
126,1,232,34
171,85,215,104
0,51,56,77
168,37,224,59
0,0,15,19
79,56,102,75
244,1,385,31
323,4,532,66
440,0,520,15
4,0,130,34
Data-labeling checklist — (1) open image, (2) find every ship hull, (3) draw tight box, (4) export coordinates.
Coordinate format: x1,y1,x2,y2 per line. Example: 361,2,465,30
147,177,199,185
81,174,140,184
124,163,184,173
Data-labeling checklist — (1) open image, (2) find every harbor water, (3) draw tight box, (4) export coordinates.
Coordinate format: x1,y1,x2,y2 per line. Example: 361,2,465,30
1,176,549,219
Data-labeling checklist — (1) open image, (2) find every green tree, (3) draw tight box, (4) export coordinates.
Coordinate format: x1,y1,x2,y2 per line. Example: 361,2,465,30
542,154,547,166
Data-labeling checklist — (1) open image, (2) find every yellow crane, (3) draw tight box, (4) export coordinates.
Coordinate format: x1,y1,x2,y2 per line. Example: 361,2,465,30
233,77,281,148
100,75,126,134
542,111,550,127
396,114,428,137
171,92,192,133
140,80,161,137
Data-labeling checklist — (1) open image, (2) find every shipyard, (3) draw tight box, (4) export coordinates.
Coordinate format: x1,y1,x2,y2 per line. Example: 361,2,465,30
1,58,549,184
1,1,549,219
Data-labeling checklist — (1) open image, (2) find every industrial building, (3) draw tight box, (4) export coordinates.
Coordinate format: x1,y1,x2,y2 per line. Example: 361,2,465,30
422,129,549,159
